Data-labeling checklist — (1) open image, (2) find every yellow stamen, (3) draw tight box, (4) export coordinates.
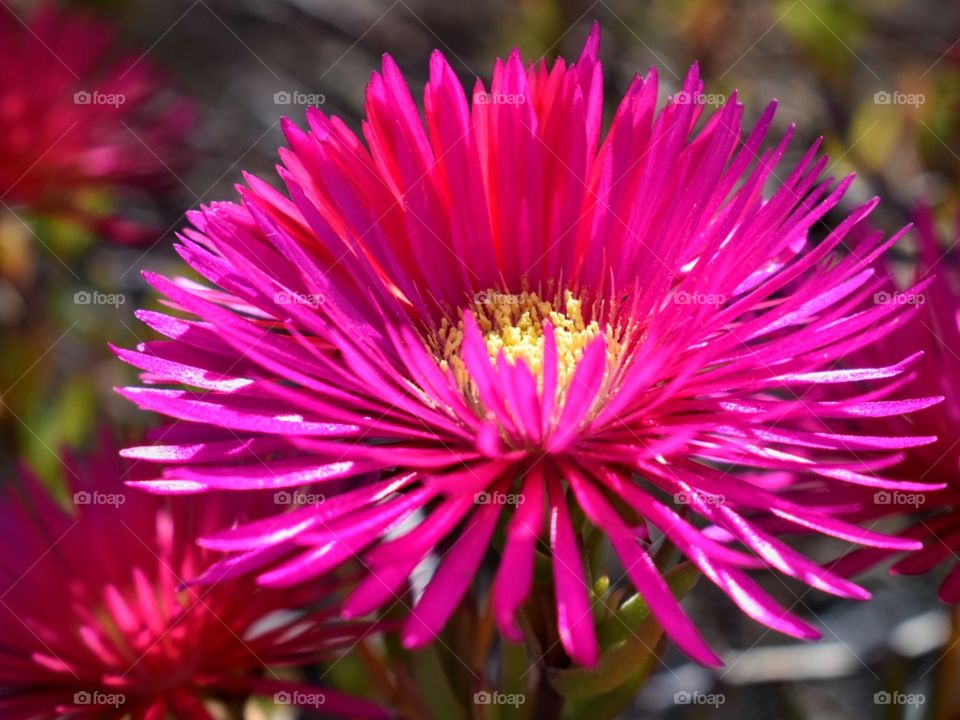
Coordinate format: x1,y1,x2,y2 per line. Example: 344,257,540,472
434,290,622,404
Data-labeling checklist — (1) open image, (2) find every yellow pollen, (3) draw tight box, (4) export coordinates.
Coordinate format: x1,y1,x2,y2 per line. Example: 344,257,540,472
434,290,622,404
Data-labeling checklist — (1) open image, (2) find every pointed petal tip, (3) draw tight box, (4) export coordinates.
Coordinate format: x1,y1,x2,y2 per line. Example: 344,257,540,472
580,21,601,57
497,622,524,645
399,623,431,651
125,479,206,494
572,645,600,667
279,116,299,136
846,583,872,601
676,639,724,668
701,649,725,668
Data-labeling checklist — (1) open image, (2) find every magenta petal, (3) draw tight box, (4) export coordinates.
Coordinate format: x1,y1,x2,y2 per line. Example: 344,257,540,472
550,335,607,451
402,500,502,649
771,508,923,551
566,465,722,666
491,465,546,641
342,561,415,619
547,475,600,666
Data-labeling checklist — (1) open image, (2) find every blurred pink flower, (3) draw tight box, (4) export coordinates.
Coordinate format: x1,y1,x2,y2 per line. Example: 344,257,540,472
119,26,937,666
0,3,193,243
831,207,960,601
0,440,387,719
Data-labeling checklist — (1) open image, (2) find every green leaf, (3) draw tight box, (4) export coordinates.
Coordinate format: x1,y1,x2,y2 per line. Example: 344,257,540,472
564,637,666,720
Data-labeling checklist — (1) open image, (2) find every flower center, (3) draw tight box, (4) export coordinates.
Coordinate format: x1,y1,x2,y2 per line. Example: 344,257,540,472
435,290,621,398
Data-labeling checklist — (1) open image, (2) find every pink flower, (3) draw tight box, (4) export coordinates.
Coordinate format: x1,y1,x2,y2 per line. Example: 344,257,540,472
0,4,193,243
0,440,387,719
831,207,960,600
118,26,936,667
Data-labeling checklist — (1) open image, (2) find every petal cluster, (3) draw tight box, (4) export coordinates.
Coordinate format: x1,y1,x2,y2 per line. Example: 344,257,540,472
0,439,385,719
119,27,937,666
832,208,960,599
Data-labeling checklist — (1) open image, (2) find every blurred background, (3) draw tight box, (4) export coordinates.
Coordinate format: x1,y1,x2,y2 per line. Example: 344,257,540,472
2,0,959,717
